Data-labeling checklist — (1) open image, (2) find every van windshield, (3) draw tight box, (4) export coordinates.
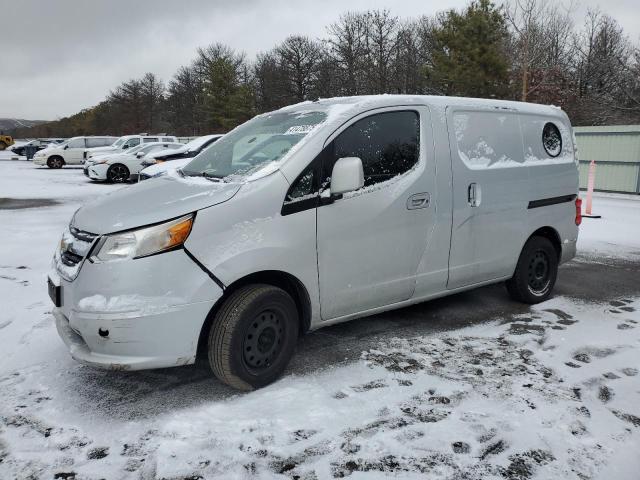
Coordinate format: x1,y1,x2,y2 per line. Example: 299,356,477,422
111,138,126,148
182,111,326,181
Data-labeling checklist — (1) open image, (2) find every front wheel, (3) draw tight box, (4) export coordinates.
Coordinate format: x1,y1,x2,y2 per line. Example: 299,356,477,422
506,236,558,304
0,142,7,151
208,284,299,391
106,164,130,183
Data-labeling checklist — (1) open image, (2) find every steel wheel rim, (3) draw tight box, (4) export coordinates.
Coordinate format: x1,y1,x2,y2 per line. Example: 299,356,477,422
528,250,550,294
243,309,285,370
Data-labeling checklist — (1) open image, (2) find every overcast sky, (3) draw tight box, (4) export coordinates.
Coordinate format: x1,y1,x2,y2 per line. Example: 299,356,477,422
2,0,639,120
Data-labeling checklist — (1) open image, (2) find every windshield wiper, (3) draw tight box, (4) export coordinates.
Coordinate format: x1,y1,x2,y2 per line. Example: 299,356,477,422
202,171,228,182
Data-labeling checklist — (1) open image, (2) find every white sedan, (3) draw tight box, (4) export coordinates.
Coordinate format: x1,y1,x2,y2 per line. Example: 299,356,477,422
84,142,182,183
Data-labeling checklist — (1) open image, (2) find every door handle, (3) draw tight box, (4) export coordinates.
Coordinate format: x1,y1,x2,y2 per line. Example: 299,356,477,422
407,192,430,210
468,183,481,207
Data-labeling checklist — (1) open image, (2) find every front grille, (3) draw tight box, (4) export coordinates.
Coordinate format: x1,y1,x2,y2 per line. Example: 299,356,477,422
55,225,99,280
70,225,98,243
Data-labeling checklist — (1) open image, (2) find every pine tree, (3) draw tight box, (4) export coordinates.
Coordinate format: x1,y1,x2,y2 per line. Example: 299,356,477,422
429,0,510,98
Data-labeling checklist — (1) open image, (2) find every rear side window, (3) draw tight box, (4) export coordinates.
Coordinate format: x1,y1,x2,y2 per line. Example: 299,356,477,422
162,137,174,142
86,138,107,148
453,110,523,169
67,138,86,148
143,137,159,143
324,111,420,187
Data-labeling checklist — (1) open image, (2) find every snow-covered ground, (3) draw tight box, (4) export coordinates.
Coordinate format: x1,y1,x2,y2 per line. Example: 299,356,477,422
1,157,639,479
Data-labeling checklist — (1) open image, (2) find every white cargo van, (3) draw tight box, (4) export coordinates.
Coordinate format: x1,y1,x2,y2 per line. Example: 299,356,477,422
49,95,580,390
33,136,117,168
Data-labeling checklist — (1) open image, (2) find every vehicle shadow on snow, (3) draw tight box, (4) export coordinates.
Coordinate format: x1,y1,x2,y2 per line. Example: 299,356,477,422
66,256,640,420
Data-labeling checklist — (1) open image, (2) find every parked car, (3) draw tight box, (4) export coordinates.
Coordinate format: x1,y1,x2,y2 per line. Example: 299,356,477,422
148,134,223,163
85,134,179,160
49,95,579,391
84,142,182,183
138,135,223,179
10,138,63,157
138,156,192,181
32,136,117,168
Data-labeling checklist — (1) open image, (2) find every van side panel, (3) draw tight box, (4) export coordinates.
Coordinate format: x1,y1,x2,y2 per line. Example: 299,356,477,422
521,112,579,265
446,107,530,289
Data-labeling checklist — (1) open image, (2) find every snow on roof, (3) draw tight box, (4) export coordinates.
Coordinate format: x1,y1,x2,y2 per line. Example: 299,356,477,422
278,94,567,118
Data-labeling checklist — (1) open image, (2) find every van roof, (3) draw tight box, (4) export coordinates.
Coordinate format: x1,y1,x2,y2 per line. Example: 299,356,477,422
278,94,566,119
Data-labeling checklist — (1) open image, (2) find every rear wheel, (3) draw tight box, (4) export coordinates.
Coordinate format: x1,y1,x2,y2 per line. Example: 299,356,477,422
506,236,558,304
107,164,130,183
208,284,299,391
47,156,64,169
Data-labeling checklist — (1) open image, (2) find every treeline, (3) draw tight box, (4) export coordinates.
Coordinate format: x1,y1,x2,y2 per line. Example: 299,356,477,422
14,0,640,138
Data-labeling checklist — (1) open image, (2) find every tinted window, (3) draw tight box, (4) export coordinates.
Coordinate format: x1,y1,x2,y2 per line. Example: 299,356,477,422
162,137,174,142
142,137,158,143
286,165,317,203
324,111,420,188
123,138,140,148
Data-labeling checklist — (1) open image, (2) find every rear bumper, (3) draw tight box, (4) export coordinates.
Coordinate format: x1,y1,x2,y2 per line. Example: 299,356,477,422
561,238,577,264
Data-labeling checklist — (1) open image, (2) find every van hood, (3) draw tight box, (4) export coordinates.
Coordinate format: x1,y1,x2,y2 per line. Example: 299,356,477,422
73,175,241,235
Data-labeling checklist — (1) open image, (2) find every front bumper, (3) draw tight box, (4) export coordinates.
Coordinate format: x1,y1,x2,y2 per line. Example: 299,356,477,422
52,247,223,371
87,164,108,181
54,300,214,370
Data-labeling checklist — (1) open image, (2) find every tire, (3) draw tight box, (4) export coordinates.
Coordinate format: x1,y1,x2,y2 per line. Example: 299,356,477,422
47,156,64,169
506,236,558,304
0,142,7,151
208,284,299,391
107,164,130,183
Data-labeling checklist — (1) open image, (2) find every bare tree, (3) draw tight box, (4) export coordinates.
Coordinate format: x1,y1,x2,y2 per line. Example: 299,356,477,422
326,12,370,95
505,0,574,101
275,35,323,101
366,10,399,93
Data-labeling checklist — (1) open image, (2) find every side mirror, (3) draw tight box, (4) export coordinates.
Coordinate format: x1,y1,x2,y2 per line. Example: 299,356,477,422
136,151,145,158
64,145,69,150
330,157,364,196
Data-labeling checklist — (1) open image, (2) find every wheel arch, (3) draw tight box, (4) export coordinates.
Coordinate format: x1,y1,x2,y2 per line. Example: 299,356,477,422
196,269,312,358
529,226,562,260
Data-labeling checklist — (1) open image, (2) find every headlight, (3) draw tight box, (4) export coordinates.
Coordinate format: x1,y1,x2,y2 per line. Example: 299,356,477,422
94,159,109,164
92,214,194,262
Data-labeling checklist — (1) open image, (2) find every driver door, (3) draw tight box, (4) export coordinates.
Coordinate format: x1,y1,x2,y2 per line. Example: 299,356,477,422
316,107,435,320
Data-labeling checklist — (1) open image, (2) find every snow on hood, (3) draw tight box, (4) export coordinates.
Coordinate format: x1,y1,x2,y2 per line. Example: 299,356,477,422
73,175,241,234
141,157,192,177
